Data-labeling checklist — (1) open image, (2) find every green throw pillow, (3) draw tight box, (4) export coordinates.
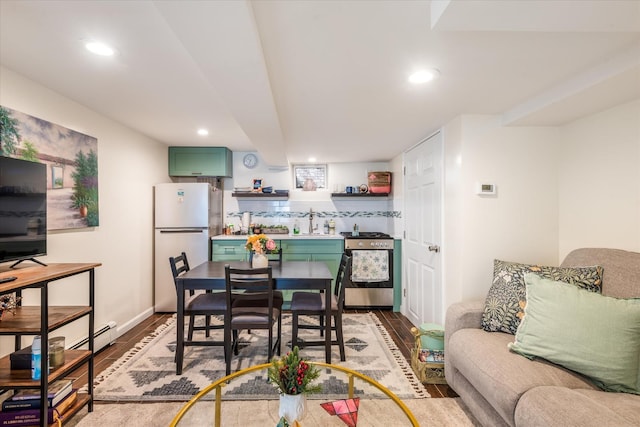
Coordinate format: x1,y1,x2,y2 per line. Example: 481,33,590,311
481,259,603,334
509,274,640,395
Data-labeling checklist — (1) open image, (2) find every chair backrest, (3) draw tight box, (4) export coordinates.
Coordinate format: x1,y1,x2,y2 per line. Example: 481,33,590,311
249,248,283,264
169,252,190,287
334,254,352,308
224,265,275,318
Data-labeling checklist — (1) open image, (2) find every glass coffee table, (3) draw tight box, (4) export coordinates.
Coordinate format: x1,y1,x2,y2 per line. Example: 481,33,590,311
170,362,418,426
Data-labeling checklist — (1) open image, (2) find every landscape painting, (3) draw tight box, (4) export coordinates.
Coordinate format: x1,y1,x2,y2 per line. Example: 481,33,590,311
0,106,99,230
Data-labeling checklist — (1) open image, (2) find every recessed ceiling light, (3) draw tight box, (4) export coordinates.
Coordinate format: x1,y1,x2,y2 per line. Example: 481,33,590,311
197,129,209,136
307,157,317,163
85,41,115,56
408,69,440,84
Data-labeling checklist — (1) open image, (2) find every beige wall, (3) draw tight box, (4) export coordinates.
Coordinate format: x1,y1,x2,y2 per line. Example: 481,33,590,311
439,100,639,311
558,100,640,258
0,67,169,356
442,115,561,307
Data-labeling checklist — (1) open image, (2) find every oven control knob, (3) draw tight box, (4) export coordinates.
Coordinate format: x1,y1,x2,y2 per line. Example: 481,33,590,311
358,241,364,247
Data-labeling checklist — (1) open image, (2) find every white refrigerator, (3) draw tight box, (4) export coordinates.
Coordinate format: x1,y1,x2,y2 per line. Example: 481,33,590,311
154,182,222,312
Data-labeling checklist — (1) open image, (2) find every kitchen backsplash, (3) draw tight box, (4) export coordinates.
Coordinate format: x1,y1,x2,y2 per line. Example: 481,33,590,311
224,199,400,236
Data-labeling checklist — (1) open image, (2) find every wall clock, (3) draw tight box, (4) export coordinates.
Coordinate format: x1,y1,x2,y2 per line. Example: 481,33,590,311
243,153,258,169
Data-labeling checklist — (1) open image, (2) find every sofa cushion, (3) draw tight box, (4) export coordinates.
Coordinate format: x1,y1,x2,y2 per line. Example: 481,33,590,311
515,386,640,427
448,328,597,426
561,248,640,299
509,274,640,395
481,259,603,334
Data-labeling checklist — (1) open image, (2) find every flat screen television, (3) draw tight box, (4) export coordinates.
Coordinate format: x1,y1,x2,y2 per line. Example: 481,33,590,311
0,156,47,267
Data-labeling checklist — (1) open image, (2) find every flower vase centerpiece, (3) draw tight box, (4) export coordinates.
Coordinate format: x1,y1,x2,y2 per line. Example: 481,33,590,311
268,346,321,425
245,233,278,269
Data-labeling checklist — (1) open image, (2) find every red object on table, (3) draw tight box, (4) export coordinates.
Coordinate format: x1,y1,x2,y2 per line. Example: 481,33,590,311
320,397,360,427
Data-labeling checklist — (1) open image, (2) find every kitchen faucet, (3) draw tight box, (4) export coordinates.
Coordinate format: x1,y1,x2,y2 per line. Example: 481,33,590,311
309,208,314,234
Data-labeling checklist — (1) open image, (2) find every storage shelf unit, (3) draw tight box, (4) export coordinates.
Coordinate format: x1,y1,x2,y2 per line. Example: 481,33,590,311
0,263,101,426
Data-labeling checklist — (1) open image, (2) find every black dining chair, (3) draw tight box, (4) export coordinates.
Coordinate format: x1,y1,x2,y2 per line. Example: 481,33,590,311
289,254,352,361
170,252,228,373
224,265,281,375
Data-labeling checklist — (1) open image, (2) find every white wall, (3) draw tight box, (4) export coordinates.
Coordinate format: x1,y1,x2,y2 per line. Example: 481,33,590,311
442,115,561,307
440,101,640,312
0,67,169,356
223,152,397,236
558,100,640,258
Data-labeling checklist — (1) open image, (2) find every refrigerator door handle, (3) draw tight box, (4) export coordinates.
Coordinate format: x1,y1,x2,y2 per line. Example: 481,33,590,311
159,229,206,234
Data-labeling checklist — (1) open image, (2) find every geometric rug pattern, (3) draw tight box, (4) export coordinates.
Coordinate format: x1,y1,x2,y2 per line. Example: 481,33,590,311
92,312,429,401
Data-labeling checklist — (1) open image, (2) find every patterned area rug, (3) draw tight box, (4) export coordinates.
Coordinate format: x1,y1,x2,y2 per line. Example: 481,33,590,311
92,313,428,401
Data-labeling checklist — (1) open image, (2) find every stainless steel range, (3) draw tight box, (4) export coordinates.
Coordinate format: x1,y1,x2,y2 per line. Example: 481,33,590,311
341,232,394,309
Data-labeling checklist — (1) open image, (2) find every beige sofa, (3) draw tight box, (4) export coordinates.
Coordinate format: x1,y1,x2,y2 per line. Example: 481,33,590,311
445,248,640,427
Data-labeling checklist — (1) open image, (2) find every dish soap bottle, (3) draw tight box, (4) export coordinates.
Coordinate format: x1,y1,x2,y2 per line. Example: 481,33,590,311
293,220,300,235
328,219,336,235
31,335,41,380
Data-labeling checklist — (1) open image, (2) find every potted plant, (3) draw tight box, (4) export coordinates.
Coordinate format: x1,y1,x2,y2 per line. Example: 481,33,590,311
268,346,321,425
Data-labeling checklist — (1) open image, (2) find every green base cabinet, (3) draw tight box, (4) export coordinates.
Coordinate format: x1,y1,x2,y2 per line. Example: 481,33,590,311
211,240,247,261
281,239,344,305
211,238,344,306
169,147,233,177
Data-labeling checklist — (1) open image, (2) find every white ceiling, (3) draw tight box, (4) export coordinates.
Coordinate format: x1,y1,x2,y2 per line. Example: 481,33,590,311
1,0,639,167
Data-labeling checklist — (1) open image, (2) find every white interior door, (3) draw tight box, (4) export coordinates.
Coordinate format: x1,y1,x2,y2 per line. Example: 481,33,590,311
403,132,443,326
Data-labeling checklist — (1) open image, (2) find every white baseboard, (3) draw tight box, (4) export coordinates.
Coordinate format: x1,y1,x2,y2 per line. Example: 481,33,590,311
116,307,155,337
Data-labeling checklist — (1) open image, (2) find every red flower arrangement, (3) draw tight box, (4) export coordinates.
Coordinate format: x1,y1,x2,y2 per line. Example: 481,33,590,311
268,346,321,395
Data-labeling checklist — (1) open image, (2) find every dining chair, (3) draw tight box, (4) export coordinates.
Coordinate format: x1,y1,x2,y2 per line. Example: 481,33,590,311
224,265,282,375
289,254,352,361
170,252,227,372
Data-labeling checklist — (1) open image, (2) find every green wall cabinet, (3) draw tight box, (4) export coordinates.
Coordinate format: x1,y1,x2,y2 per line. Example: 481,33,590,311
168,147,233,177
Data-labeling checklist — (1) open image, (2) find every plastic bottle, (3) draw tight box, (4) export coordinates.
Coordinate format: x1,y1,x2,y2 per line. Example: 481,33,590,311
353,223,359,237
293,220,300,235
328,219,336,235
31,335,41,380
324,220,329,234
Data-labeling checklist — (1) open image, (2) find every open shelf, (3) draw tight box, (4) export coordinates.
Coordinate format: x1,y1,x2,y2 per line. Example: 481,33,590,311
0,350,92,388
232,191,289,199
331,192,390,198
0,306,92,334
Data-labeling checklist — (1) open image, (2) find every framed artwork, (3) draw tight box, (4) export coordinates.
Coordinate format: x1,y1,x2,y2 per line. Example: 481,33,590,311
252,178,263,191
293,164,327,190
0,105,99,230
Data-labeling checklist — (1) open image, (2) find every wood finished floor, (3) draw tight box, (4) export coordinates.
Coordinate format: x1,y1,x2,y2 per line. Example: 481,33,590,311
69,310,457,398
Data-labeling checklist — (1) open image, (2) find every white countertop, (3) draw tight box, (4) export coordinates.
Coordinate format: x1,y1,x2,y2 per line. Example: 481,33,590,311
211,234,344,241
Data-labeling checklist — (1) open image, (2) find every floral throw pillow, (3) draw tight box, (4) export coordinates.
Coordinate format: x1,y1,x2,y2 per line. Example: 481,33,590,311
481,259,603,334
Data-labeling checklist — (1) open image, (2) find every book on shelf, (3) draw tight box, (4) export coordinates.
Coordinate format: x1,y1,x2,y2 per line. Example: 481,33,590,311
5,380,72,404
0,389,77,426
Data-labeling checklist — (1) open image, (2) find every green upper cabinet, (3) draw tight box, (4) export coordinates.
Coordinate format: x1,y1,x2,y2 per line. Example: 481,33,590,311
168,147,233,177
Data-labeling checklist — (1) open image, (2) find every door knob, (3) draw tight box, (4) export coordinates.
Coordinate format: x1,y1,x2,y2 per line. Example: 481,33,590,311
428,245,440,253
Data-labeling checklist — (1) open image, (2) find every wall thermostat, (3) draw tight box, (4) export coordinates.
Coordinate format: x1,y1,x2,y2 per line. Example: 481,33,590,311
475,182,496,196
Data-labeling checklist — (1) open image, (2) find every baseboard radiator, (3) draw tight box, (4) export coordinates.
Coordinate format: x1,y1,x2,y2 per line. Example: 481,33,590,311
70,321,117,352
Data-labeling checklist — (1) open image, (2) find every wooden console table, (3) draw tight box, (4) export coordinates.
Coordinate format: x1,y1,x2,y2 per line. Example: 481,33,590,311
0,263,101,427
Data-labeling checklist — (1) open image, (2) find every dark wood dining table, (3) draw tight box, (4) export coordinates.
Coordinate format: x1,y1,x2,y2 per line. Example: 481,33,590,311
175,260,334,374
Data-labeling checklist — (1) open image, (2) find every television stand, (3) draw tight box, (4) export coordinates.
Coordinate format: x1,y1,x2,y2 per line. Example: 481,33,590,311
9,258,48,268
